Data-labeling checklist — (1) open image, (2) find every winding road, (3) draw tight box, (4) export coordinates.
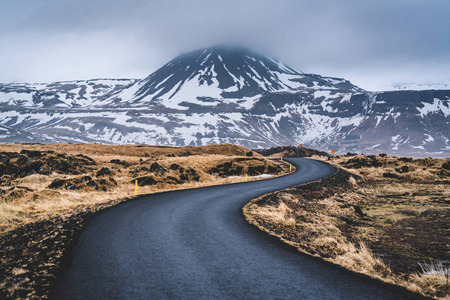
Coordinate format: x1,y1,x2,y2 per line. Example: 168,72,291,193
51,158,426,299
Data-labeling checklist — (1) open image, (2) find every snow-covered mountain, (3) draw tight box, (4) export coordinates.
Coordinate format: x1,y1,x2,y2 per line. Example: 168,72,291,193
0,46,449,157
119,46,361,110
392,81,450,91
0,79,137,108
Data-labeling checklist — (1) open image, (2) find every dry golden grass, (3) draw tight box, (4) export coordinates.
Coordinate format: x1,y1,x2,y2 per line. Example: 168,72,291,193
244,156,450,299
410,263,450,298
11,268,27,276
0,198,24,225
0,170,282,234
252,200,296,227
0,144,291,234
246,196,394,281
0,143,260,159
335,242,393,280
332,154,449,180
348,176,358,186
0,143,295,299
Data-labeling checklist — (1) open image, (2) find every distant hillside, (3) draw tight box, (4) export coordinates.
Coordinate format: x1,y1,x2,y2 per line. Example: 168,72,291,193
255,145,330,158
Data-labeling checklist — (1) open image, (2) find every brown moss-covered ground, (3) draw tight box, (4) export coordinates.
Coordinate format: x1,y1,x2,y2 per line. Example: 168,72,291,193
0,200,125,299
0,143,290,299
0,143,288,232
254,144,330,158
245,154,449,299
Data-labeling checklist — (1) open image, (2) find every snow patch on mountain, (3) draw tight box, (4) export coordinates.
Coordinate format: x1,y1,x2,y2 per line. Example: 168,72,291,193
0,79,137,108
392,81,450,91
417,98,450,117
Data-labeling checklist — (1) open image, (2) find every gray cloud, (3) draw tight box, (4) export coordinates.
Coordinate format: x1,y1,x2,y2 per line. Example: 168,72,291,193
1,0,449,90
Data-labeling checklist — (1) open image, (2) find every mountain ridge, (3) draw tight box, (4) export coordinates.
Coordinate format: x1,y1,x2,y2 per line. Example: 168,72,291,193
108,46,362,110
0,45,449,157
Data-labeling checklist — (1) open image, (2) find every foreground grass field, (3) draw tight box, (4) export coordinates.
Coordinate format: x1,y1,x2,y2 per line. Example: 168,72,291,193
0,143,290,298
245,153,449,299
0,143,289,233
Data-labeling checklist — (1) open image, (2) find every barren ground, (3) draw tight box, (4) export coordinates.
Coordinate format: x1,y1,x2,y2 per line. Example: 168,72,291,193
244,154,449,299
0,143,290,299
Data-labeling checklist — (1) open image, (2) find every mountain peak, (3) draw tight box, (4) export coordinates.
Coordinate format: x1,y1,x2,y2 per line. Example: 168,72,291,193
117,45,362,110
182,44,259,57
172,44,301,75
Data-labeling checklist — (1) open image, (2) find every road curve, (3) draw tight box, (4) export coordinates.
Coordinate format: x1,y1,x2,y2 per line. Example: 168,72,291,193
51,158,425,299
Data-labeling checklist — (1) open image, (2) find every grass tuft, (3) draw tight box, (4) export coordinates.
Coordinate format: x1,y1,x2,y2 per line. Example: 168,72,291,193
410,263,450,298
336,242,393,279
253,201,296,227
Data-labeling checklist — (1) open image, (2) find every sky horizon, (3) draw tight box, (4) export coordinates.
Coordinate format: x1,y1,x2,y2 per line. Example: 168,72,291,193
1,0,449,91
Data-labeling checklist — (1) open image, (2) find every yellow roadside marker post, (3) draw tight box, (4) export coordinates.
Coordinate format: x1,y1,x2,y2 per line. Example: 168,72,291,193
135,179,138,196
290,165,292,172
246,174,248,182
281,156,283,161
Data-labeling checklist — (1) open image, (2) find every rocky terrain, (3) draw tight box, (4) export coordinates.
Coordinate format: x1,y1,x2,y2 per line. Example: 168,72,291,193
245,153,449,299
254,144,330,158
0,143,289,299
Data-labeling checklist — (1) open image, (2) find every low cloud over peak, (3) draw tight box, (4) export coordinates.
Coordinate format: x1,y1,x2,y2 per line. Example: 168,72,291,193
1,0,449,90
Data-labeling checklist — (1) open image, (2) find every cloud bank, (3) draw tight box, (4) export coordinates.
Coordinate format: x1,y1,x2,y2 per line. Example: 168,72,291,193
1,0,449,90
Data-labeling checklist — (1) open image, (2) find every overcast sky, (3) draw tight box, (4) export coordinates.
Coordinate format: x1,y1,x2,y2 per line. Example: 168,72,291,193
1,0,449,90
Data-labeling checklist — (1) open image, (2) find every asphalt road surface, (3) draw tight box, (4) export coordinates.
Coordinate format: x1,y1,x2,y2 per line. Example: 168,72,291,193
51,158,426,299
